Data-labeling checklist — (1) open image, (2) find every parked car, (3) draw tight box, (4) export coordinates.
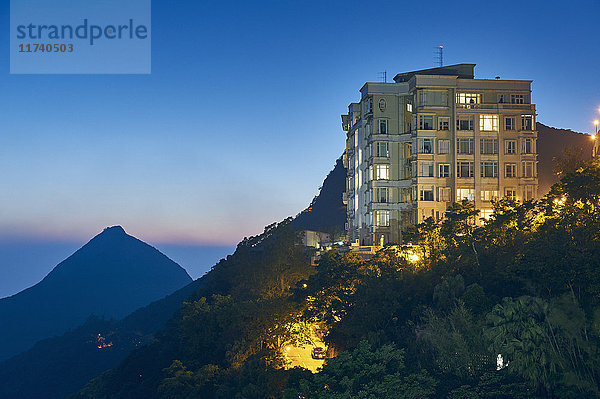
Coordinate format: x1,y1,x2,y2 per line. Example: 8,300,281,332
311,346,326,359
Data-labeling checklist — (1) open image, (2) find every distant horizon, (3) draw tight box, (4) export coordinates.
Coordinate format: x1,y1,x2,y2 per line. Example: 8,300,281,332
0,230,235,299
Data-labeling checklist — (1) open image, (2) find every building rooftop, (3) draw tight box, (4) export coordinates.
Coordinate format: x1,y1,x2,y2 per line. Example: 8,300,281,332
393,64,476,83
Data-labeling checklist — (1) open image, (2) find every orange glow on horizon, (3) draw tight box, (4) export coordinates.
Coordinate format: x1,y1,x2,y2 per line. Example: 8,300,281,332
0,224,243,247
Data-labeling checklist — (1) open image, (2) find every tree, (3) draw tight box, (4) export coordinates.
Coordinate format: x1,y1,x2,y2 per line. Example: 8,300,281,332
432,275,465,311
420,301,493,379
287,341,437,399
553,146,588,178
440,201,482,277
296,250,361,329
484,295,600,397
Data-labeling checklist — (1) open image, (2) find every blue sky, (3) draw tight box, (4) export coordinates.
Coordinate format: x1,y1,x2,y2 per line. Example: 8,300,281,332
1,0,599,296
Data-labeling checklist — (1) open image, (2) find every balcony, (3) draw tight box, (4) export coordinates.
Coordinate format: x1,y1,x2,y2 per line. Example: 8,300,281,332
342,192,348,205
416,104,450,112
518,129,537,135
366,152,390,164
456,103,536,112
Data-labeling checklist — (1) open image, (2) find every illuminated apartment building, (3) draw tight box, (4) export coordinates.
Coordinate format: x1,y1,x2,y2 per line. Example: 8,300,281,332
341,64,538,245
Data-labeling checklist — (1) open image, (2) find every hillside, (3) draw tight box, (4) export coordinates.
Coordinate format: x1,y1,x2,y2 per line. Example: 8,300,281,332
0,160,345,399
293,157,347,235
0,277,207,399
537,122,593,195
0,226,192,362
72,218,312,399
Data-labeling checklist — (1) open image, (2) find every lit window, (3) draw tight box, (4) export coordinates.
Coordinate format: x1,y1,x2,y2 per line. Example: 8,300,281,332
511,94,525,104
480,190,499,201
375,187,388,203
505,163,517,178
419,115,434,130
375,210,390,226
480,115,499,131
523,185,536,201
457,161,474,178
521,138,534,154
505,139,516,154
521,115,534,130
457,116,474,130
505,188,516,200
457,138,474,154
456,93,481,108
438,139,450,154
420,186,435,201
418,138,434,154
522,161,535,178
406,103,413,112
457,188,475,201
378,119,388,134
439,187,451,202
439,163,450,178
375,142,389,157
480,209,494,220
376,164,390,180
438,117,450,131
505,117,515,131
481,162,498,178
480,138,498,154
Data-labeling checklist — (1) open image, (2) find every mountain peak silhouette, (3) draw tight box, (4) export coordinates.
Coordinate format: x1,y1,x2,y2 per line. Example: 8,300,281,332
0,226,192,361
102,225,126,234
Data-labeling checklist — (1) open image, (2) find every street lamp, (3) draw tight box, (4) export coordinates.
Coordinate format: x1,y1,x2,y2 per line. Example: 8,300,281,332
595,120,599,135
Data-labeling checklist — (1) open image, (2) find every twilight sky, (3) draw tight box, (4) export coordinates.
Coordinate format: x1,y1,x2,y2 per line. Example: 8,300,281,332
1,0,599,297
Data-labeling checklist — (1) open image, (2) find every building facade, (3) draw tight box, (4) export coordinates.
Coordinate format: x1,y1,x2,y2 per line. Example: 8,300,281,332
341,64,538,246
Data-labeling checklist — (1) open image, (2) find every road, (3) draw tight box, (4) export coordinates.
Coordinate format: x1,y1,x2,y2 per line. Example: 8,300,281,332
284,342,325,372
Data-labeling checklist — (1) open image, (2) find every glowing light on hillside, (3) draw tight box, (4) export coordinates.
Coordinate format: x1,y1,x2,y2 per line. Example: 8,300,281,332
553,196,567,208
496,354,506,370
407,253,419,262
96,333,113,349
391,245,424,264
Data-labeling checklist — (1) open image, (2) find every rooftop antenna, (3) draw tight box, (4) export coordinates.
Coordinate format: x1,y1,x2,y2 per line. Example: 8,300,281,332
378,71,387,83
436,45,444,67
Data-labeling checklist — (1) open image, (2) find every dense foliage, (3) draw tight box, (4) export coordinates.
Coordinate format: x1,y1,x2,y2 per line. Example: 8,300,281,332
76,159,600,398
